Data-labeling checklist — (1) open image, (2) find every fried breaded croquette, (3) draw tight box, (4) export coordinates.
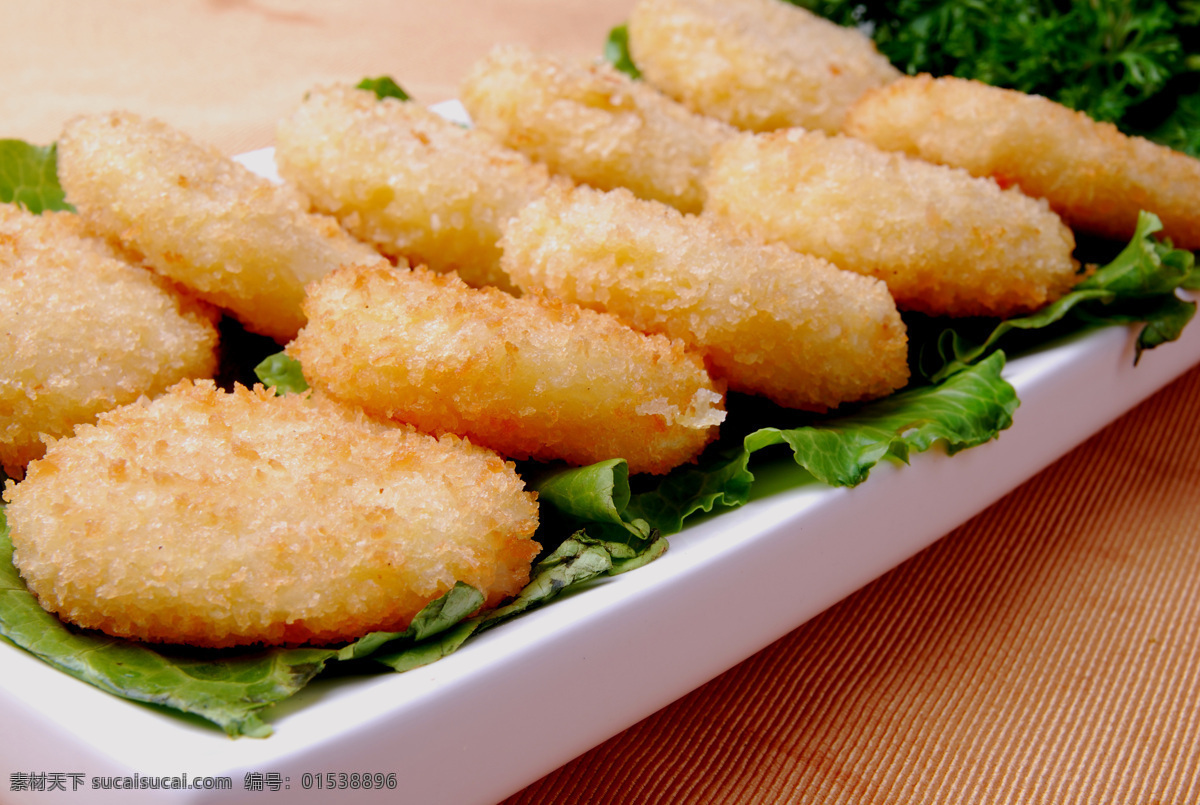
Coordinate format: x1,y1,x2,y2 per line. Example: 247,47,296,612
289,263,725,475
704,129,1080,318
275,84,557,293
500,184,908,411
3,380,540,648
57,111,386,342
0,203,218,478
628,0,900,134
843,74,1200,249
459,44,736,214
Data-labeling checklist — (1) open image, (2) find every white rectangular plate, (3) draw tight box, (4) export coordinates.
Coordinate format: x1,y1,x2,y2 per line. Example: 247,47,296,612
3,144,1199,804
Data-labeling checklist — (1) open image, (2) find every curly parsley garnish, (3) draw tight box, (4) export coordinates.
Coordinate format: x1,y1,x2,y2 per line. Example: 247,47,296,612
791,0,1200,155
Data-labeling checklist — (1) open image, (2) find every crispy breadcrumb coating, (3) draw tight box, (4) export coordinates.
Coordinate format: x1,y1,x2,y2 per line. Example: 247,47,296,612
3,381,540,648
289,264,725,475
459,44,735,214
0,203,218,478
57,111,386,342
275,85,557,293
500,185,907,411
628,0,899,134
843,74,1200,249
704,129,1080,318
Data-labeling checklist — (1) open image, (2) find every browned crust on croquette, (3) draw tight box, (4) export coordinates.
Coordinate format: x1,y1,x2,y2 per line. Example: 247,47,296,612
460,44,736,214
58,111,385,342
275,84,556,293
3,381,540,648
629,0,899,134
500,184,909,411
844,74,1200,249
0,203,219,477
289,264,725,474
704,129,1080,318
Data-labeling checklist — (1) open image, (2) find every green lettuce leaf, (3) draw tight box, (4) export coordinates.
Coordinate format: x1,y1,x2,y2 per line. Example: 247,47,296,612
254,352,309,394
370,529,668,672
0,140,73,213
355,76,412,102
622,447,756,536
926,212,1199,381
533,353,1017,535
531,458,651,541
604,24,642,79
749,351,1016,486
336,582,486,662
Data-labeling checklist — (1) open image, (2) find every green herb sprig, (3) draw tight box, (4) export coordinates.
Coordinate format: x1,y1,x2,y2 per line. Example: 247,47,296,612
790,0,1200,154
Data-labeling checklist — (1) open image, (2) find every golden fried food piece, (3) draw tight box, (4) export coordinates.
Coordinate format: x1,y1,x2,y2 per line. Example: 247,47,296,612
0,203,218,478
704,129,1080,318
3,381,540,648
460,44,735,214
57,111,386,342
500,185,908,411
844,75,1200,249
628,0,899,134
275,84,557,293
289,264,725,475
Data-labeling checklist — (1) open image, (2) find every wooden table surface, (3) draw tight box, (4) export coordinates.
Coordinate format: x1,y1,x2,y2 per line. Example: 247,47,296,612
3,2,1198,803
